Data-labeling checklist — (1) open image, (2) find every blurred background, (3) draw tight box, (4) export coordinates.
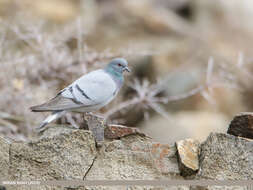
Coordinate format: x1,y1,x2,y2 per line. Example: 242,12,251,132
0,0,253,143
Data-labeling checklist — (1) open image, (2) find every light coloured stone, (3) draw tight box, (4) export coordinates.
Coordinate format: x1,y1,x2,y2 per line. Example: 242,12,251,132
86,135,181,180
9,126,97,180
197,133,253,180
176,138,200,176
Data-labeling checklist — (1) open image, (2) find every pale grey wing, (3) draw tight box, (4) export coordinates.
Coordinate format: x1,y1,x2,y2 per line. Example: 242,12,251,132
30,95,82,112
62,69,117,107
31,70,117,112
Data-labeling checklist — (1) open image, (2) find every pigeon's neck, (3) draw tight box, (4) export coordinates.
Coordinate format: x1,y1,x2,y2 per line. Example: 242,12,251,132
104,67,124,87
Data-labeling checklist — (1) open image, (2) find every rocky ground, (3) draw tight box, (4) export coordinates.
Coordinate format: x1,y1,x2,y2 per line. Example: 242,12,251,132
1,113,253,190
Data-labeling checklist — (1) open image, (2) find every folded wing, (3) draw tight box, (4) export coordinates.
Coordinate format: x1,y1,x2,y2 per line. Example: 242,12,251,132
30,70,117,112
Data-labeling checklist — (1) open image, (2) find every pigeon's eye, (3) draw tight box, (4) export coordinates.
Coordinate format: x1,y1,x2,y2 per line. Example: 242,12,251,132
117,63,122,67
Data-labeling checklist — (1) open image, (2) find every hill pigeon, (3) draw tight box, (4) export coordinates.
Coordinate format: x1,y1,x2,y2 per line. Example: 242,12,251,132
31,58,130,131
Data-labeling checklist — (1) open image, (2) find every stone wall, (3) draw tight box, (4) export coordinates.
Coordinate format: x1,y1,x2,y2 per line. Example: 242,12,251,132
1,114,253,190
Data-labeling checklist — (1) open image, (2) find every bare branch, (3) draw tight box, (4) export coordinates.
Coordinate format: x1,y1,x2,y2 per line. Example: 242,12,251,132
206,56,214,93
103,98,140,119
201,90,216,105
166,85,204,102
237,51,244,68
148,102,171,120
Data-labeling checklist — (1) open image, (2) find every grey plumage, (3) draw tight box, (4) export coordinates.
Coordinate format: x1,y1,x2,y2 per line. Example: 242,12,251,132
31,58,130,131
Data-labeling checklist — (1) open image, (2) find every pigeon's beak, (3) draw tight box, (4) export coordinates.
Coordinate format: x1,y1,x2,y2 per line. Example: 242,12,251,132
124,66,131,72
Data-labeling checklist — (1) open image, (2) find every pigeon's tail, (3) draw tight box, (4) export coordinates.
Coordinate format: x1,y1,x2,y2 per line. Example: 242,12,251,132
30,103,53,112
36,110,66,132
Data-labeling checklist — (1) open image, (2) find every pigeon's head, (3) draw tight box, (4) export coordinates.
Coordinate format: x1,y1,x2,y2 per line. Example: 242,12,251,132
107,58,131,74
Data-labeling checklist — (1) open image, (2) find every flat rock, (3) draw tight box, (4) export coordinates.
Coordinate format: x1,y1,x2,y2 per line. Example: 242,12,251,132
176,139,200,177
197,132,253,180
86,135,182,180
9,126,97,180
227,112,253,139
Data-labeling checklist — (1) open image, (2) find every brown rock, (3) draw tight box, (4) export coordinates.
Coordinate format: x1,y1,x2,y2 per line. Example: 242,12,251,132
227,112,253,139
105,124,146,139
0,186,6,190
176,139,200,177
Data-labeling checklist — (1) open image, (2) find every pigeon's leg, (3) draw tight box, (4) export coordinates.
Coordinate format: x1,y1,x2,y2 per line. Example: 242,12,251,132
65,113,79,129
79,113,89,130
84,113,105,146
82,113,85,123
